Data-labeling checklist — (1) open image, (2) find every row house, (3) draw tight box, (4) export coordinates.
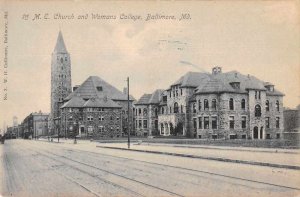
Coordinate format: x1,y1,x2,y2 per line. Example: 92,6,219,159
21,112,49,138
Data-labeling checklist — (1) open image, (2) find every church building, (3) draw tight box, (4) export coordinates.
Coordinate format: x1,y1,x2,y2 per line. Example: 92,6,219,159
50,31,135,138
49,31,72,135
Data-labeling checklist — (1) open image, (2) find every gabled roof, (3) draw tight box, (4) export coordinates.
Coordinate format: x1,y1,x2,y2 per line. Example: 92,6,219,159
83,97,121,108
135,94,152,105
135,89,164,105
61,96,86,108
54,31,68,53
65,76,135,101
148,89,163,104
171,72,210,88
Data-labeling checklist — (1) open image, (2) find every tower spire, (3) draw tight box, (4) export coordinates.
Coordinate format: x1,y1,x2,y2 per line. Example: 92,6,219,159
54,31,68,53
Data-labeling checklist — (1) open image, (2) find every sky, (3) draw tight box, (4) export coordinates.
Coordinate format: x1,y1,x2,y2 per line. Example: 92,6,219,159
0,0,299,129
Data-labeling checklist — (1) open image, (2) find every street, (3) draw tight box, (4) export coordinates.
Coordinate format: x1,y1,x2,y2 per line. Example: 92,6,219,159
1,139,299,197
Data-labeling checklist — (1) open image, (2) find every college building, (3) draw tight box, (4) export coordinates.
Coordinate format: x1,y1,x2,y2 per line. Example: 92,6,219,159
136,67,284,140
60,76,134,138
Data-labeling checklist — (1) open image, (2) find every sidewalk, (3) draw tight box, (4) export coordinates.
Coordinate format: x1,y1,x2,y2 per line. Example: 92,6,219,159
96,142,300,170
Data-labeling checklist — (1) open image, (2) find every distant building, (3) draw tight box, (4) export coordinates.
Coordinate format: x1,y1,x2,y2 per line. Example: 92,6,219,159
60,76,135,138
13,116,18,127
136,67,285,139
21,112,49,138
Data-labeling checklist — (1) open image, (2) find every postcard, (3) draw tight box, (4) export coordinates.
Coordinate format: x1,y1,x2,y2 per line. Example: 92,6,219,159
0,1,299,197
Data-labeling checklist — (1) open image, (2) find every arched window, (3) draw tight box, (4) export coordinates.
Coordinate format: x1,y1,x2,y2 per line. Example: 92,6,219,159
212,99,217,110
198,100,202,111
204,99,209,110
174,102,179,113
193,103,196,113
155,108,158,116
265,100,269,112
60,57,63,63
143,108,148,116
162,107,165,114
255,105,261,117
241,99,245,110
229,98,234,110
276,100,280,111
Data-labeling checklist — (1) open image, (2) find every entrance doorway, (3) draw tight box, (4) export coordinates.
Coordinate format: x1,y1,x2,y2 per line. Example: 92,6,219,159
260,127,263,139
253,126,258,139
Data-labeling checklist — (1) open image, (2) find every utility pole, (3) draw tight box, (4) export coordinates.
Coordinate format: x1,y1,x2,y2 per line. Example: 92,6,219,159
65,115,67,139
34,119,36,140
127,77,130,149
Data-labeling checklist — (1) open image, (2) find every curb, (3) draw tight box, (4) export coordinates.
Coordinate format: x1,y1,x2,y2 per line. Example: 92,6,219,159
96,145,300,170
135,143,300,155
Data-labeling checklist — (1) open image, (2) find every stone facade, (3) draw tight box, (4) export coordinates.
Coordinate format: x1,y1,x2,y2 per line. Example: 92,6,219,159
60,76,135,139
61,107,122,138
50,31,72,134
134,90,161,136
136,67,285,140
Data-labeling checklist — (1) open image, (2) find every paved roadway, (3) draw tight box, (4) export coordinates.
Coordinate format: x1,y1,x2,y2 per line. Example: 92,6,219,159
0,139,299,197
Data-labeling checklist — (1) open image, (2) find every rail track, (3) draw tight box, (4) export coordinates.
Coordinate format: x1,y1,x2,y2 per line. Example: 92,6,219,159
32,142,300,191
14,141,300,197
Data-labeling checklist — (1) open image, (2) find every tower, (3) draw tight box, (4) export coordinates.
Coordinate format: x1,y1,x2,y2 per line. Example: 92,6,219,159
50,31,72,134
13,116,18,127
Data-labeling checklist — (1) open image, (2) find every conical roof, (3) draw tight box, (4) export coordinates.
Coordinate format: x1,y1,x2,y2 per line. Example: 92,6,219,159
54,31,68,53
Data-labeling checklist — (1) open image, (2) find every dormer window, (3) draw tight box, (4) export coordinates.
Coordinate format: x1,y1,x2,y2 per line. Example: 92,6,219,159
230,82,240,89
97,86,103,91
163,95,167,102
264,82,275,92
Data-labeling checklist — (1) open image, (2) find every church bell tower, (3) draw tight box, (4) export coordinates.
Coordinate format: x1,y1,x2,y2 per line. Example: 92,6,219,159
50,31,72,134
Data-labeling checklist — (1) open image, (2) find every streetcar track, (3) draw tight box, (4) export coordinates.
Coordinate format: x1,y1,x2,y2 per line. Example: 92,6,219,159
60,148,271,190
27,146,182,197
51,145,300,191
54,170,102,197
28,149,147,197
27,141,300,192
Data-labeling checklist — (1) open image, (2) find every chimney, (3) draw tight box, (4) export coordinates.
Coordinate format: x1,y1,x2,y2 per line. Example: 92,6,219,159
212,66,222,75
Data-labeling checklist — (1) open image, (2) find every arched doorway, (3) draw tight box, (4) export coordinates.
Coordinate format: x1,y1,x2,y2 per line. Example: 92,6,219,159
160,124,164,135
169,123,174,135
260,127,263,139
165,123,169,136
253,126,258,139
